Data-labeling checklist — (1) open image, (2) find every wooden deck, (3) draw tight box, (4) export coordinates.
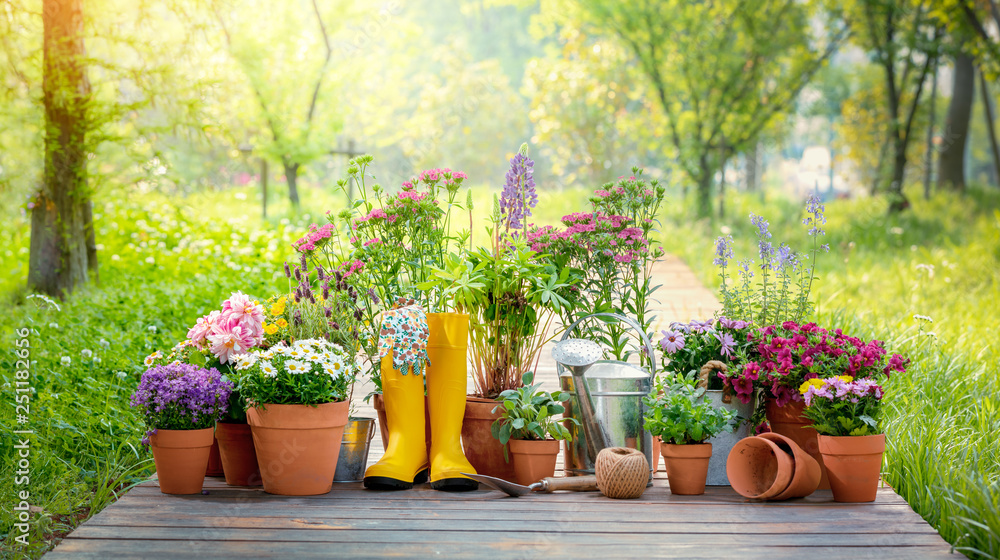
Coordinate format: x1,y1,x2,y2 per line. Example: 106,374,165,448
45,257,959,558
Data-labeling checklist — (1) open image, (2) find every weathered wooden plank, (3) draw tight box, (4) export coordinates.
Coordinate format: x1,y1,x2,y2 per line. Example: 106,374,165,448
65,525,952,547
96,502,934,526
44,539,960,560
81,512,936,535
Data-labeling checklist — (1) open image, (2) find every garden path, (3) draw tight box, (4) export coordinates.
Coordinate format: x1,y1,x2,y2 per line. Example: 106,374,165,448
44,256,958,559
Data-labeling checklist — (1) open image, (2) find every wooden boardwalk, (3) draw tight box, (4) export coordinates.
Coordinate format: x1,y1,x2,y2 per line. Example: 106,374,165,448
45,256,959,559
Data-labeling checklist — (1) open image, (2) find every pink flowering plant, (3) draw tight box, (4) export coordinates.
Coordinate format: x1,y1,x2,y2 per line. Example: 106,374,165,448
720,321,908,408
658,317,755,389
129,363,233,444
527,168,666,367
800,376,884,437
185,291,266,365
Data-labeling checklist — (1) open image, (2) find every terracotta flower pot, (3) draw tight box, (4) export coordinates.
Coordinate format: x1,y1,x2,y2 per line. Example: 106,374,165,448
756,432,821,499
373,393,431,457
149,427,215,495
509,439,560,486
205,435,225,477
818,433,885,503
215,421,262,486
765,397,829,489
726,436,794,500
247,401,349,495
660,442,713,496
650,435,661,473
461,397,516,481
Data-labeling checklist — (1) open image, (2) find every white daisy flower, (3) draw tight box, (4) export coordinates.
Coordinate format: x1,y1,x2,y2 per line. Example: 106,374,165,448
143,351,162,367
284,360,310,374
285,347,305,359
234,354,258,371
323,364,342,377
260,361,277,378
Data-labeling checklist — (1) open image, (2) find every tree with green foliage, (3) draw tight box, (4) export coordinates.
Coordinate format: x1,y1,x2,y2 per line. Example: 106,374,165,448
566,0,845,218
844,0,943,211
28,0,95,297
212,0,353,207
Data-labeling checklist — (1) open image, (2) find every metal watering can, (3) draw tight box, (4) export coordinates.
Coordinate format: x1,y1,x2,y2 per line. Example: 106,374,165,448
552,313,655,479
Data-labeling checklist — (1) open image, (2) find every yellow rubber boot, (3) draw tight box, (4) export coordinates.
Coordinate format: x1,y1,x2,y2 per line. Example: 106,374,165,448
426,313,479,491
363,355,429,490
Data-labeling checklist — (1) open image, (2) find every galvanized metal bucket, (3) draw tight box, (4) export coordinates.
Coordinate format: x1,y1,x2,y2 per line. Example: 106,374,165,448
702,390,754,485
557,313,654,477
333,416,376,482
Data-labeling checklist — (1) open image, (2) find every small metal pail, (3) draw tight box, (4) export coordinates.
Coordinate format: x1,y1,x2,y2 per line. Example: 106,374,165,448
333,416,376,482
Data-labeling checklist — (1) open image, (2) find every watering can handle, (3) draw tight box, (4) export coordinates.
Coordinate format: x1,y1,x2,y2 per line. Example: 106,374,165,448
366,419,376,443
561,312,656,374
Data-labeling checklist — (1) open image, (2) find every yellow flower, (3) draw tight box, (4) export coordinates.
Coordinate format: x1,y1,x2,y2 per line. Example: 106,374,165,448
271,302,285,316
799,378,825,395
265,323,279,335
276,318,288,328
837,375,854,384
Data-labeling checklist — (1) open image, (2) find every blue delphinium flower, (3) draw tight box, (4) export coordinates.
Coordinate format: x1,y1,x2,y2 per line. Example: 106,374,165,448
750,213,773,265
500,145,537,230
803,194,826,236
713,235,734,266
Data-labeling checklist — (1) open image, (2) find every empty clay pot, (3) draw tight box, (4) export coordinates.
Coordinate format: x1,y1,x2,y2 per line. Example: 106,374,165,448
765,398,829,489
818,433,885,503
661,442,713,496
726,436,794,500
508,439,560,486
756,432,821,499
149,427,214,495
247,401,349,496
216,421,262,486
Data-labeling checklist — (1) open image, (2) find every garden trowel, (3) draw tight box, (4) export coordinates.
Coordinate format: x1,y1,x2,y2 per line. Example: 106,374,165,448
461,473,598,497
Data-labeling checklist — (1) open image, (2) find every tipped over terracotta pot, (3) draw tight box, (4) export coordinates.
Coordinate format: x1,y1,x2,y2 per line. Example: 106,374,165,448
726,436,794,500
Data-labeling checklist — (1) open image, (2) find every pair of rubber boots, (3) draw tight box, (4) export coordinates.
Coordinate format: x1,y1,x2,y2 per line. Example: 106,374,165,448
364,313,478,491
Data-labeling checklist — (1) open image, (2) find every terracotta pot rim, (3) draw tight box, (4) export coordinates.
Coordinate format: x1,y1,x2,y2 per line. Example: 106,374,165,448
726,436,794,500
149,427,215,449
660,442,713,459
818,433,886,455
247,401,349,430
509,439,561,455
756,432,821,500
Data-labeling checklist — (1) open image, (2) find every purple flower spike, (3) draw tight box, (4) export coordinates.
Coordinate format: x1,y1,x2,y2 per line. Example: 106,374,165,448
500,146,537,230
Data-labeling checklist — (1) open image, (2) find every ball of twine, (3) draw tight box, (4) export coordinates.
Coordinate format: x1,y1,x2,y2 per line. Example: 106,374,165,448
595,447,649,499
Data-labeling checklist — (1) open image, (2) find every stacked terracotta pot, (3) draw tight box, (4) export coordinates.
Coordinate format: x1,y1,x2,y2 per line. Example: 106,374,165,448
726,433,821,500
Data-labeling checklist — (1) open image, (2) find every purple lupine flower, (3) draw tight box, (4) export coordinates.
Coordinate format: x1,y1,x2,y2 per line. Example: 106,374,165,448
659,329,686,354
713,235,734,266
803,194,826,236
500,147,537,230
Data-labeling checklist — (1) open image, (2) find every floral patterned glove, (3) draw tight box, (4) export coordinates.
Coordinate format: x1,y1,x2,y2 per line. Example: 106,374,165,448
377,298,430,375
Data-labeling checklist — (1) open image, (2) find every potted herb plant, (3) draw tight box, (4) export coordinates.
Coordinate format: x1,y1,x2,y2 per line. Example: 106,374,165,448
643,375,738,495
801,376,891,502
490,372,578,486
130,363,232,495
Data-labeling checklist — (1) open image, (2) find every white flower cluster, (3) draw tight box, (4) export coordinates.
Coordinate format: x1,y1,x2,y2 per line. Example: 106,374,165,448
236,339,352,379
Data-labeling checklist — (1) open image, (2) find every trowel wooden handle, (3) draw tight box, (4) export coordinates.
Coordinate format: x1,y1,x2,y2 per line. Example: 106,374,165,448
538,475,599,493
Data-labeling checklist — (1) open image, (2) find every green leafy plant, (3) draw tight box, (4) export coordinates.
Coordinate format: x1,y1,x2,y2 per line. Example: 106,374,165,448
490,371,578,460
643,374,738,445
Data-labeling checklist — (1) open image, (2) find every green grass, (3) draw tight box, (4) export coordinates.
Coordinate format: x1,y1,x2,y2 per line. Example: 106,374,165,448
663,187,1000,559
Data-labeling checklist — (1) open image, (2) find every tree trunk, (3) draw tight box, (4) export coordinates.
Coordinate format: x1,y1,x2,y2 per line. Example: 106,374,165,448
887,140,910,213
28,0,93,298
924,54,939,200
283,159,301,207
695,155,713,219
979,68,1000,187
937,54,974,192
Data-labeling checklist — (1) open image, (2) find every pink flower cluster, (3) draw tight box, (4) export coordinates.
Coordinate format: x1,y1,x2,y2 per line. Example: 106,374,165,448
293,223,336,253
721,321,908,407
186,292,265,364
339,259,365,279
525,212,650,264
